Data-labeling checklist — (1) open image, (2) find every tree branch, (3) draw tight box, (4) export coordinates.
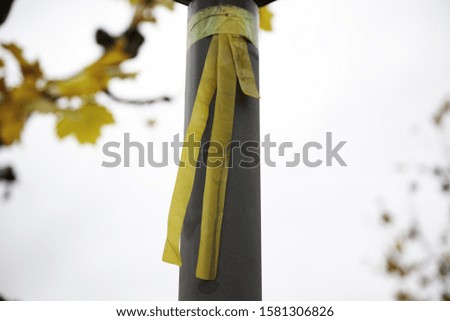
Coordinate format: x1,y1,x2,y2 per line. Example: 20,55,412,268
0,166,16,183
104,89,171,106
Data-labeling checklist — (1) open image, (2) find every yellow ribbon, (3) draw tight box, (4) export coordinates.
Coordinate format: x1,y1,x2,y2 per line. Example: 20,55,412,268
163,5,259,280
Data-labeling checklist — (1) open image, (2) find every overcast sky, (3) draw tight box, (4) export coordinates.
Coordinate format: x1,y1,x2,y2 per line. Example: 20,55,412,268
0,0,450,300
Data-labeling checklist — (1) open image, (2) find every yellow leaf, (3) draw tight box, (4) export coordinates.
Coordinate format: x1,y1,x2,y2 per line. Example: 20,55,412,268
47,45,135,97
0,65,57,144
155,0,175,10
259,6,273,32
0,100,27,145
0,75,45,145
2,43,43,81
56,103,115,144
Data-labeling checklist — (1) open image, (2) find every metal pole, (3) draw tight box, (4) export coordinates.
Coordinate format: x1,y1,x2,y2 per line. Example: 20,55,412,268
176,0,262,301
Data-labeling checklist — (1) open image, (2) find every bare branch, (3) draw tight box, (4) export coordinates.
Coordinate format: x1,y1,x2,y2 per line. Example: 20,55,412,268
104,89,171,106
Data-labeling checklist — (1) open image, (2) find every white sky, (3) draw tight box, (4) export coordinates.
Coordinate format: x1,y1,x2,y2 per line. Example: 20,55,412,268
0,0,450,300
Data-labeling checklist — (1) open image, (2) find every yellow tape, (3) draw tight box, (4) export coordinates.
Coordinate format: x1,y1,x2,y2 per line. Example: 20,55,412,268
163,5,260,281
228,34,260,98
196,34,237,280
162,36,219,266
187,5,258,48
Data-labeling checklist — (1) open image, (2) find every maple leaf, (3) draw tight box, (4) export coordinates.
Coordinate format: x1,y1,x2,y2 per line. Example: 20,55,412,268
46,45,136,97
2,43,43,82
56,102,115,144
0,0,172,148
0,46,58,145
259,6,274,32
0,89,57,145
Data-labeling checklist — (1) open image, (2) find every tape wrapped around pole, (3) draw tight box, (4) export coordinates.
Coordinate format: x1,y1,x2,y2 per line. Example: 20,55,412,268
163,0,261,300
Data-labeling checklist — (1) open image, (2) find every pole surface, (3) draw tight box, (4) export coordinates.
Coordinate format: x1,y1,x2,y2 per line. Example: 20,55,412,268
178,0,261,301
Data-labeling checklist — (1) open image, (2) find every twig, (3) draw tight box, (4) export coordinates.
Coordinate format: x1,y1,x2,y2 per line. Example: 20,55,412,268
104,89,171,106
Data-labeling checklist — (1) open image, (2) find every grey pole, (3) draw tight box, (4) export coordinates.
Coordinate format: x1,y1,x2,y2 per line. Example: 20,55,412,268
174,0,276,301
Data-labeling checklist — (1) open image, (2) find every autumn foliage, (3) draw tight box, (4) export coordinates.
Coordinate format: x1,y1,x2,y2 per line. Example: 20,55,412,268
0,0,273,145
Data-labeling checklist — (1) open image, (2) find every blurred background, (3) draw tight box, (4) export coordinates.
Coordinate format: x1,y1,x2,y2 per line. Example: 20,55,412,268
0,0,449,300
